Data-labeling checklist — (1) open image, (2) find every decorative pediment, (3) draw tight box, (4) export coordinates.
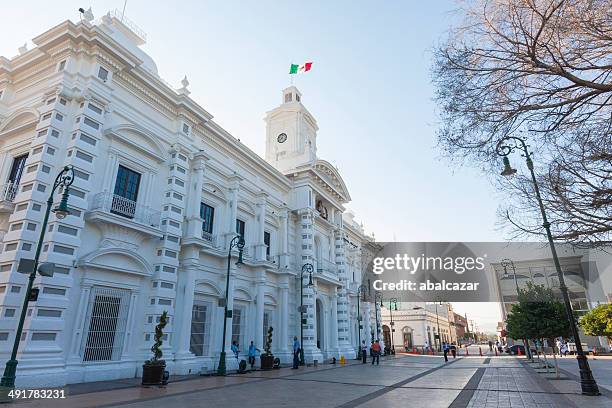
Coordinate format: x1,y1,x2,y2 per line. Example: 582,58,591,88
104,124,167,163
0,108,38,136
77,247,153,276
312,160,351,203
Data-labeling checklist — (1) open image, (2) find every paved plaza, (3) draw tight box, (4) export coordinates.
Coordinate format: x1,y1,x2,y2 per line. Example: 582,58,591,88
8,347,611,408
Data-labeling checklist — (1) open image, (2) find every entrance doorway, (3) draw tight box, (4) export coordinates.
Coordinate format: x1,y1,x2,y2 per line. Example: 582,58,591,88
316,299,324,350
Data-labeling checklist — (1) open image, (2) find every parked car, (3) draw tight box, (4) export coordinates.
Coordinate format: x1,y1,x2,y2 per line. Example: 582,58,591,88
504,345,526,355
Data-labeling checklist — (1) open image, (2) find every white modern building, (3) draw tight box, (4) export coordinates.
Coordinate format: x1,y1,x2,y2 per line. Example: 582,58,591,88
0,11,376,387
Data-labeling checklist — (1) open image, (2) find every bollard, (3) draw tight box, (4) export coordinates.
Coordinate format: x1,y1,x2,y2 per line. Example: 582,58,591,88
479,347,483,356
340,355,346,365
495,347,498,356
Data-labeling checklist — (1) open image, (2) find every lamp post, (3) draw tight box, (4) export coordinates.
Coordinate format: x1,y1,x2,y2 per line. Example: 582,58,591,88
496,136,599,395
0,166,74,389
216,234,245,376
387,298,398,354
356,285,367,359
299,263,314,365
434,301,442,352
374,292,382,342
501,258,532,359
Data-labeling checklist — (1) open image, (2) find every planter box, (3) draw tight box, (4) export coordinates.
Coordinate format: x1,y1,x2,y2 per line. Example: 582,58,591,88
260,354,274,370
142,364,165,386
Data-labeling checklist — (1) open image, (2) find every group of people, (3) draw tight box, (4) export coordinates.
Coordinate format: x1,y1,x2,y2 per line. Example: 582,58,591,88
230,340,261,369
442,342,457,362
556,338,570,357
360,340,383,365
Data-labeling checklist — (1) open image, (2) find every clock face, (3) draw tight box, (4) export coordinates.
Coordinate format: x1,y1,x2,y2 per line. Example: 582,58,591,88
277,133,288,143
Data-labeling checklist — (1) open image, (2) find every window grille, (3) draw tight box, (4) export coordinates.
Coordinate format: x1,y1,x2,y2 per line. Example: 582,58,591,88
82,287,130,362
190,300,212,356
231,306,245,347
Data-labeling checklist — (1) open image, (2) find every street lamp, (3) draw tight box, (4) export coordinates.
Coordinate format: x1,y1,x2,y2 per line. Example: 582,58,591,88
434,301,442,352
356,285,367,359
385,298,398,354
299,263,314,365
374,292,382,342
501,258,532,359
496,136,599,396
0,166,74,389
217,234,245,376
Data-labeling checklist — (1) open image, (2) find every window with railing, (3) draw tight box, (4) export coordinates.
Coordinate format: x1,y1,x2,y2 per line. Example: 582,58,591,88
236,219,245,238
112,165,141,218
200,203,214,234
2,154,28,202
264,231,271,257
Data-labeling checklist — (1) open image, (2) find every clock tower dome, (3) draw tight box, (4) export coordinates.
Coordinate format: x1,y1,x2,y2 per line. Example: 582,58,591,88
265,86,318,174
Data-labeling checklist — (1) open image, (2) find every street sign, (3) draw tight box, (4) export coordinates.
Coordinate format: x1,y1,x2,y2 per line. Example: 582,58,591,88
359,325,363,329
301,318,307,325
28,288,39,302
297,305,307,313
17,258,35,274
434,334,440,339
390,321,394,326
226,309,233,318
218,298,226,308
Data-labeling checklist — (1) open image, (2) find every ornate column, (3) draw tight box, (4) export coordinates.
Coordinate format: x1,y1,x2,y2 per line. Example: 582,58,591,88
255,273,266,349
330,287,339,353
335,228,354,357
255,193,267,261
67,285,92,364
297,208,321,361
279,208,290,268
185,152,208,238
174,265,196,357
279,280,289,353
225,176,240,246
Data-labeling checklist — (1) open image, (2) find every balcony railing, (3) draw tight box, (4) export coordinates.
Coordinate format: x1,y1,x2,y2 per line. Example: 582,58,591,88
1,183,18,202
201,230,217,246
317,259,338,274
90,192,161,227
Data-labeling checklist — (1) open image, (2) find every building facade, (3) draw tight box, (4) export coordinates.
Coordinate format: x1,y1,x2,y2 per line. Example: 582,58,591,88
0,12,374,387
380,302,454,352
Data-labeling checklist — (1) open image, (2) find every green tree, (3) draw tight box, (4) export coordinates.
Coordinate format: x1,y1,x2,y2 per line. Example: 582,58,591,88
506,282,571,341
579,304,612,341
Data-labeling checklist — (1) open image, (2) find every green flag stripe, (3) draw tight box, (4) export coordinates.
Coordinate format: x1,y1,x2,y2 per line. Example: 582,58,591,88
289,64,299,74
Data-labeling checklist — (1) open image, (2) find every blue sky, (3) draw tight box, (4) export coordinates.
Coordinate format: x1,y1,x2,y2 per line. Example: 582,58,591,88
0,1,504,331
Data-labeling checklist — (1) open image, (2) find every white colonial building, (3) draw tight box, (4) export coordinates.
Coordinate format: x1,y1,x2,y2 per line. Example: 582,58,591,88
0,11,375,386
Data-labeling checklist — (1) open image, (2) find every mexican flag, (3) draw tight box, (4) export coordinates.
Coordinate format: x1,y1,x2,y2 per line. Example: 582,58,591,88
289,62,313,74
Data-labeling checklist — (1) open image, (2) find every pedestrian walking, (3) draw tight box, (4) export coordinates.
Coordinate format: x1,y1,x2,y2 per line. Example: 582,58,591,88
292,336,301,369
361,340,368,364
443,342,449,362
371,340,381,365
450,343,457,359
248,341,260,369
556,338,562,357
424,339,430,353
488,340,493,352
231,341,240,360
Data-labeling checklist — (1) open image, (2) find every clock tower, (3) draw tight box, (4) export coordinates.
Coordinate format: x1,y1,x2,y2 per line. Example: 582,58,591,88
265,86,318,174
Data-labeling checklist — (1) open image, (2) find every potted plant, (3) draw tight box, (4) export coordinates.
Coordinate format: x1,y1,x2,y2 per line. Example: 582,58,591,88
142,311,168,386
260,326,274,370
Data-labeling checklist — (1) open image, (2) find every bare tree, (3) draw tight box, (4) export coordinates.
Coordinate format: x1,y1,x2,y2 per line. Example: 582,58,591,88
432,0,612,244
